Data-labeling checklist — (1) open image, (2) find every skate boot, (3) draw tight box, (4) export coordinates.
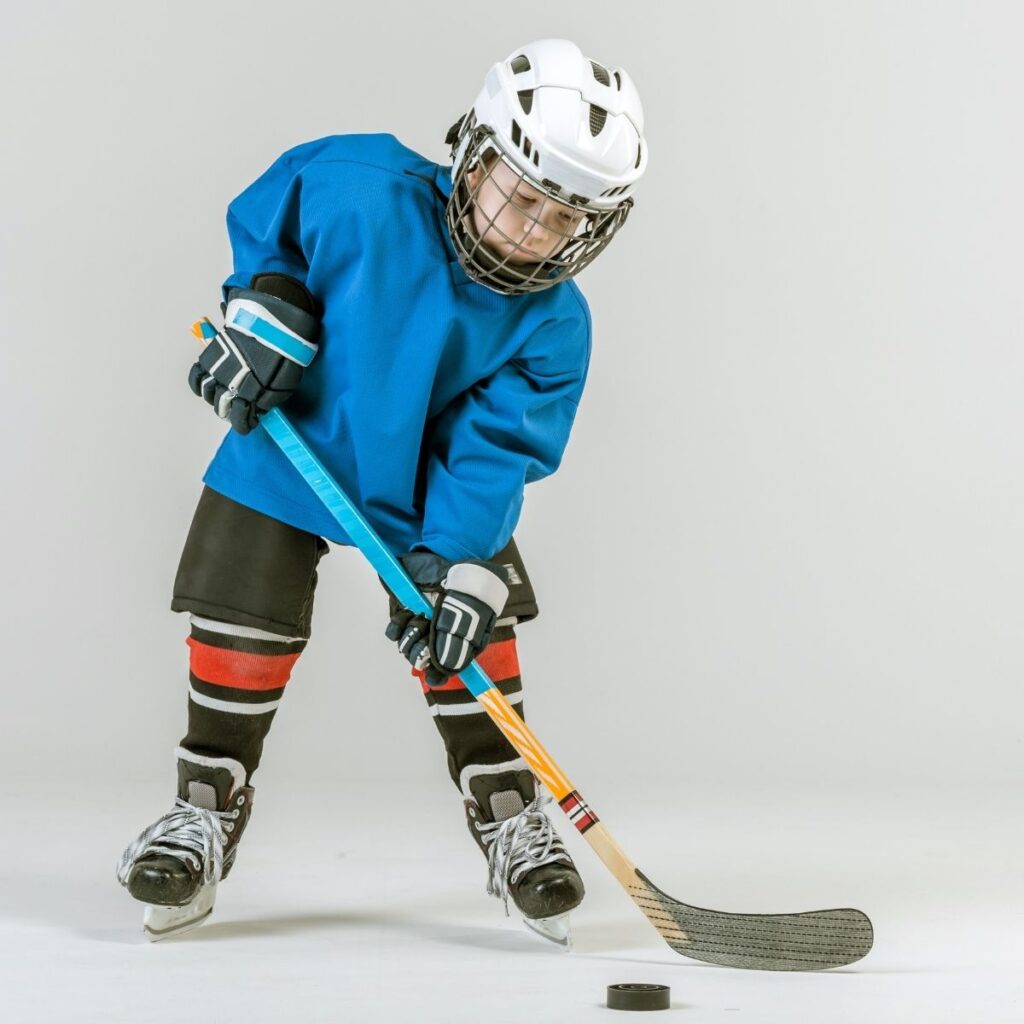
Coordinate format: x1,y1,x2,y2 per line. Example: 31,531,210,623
116,747,253,941
464,767,585,949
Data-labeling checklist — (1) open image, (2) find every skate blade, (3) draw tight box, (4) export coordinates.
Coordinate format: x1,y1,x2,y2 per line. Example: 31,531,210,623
143,883,217,942
523,912,573,951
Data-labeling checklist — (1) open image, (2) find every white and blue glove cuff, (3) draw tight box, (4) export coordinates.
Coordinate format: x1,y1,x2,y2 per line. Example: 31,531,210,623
224,295,319,367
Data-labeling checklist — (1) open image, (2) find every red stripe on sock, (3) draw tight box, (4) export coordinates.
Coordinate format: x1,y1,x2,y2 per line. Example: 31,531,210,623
186,636,300,691
416,637,520,693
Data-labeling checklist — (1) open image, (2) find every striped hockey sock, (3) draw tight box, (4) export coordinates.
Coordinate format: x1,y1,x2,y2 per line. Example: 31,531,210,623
180,614,307,781
415,625,528,788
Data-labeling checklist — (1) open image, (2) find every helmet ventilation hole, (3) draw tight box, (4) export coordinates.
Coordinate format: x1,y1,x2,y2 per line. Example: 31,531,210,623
509,119,539,163
589,105,608,135
517,90,534,115
590,61,610,86
510,54,531,74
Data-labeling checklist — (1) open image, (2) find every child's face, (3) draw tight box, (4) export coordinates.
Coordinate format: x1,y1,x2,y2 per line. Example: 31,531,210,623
465,157,586,266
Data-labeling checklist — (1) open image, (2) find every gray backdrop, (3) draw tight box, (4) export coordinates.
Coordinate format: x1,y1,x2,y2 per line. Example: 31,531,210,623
2,0,1020,796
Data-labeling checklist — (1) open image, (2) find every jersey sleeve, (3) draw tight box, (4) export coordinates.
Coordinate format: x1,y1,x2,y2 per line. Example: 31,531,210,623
221,144,317,296
418,306,592,562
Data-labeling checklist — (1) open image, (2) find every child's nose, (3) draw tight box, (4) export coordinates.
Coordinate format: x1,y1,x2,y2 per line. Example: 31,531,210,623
525,217,554,242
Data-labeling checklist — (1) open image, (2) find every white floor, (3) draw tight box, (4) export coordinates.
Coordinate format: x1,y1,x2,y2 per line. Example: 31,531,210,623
1,778,1019,1023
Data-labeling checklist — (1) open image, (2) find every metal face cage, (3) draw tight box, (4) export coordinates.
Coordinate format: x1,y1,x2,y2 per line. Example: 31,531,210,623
446,125,632,296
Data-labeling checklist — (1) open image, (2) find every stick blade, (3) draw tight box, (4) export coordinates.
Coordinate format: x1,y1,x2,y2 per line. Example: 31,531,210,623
631,870,873,971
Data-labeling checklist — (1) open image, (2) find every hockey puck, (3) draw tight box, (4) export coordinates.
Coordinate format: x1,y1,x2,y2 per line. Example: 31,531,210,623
606,983,670,1012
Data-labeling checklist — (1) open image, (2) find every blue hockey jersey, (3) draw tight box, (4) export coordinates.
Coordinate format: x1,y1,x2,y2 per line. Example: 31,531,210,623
203,134,592,561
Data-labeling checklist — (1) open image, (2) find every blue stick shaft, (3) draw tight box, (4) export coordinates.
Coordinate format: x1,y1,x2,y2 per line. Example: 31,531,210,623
260,408,496,699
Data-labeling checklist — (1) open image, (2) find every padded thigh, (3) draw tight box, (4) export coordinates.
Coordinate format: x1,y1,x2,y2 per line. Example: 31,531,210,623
172,486,329,638
490,537,539,623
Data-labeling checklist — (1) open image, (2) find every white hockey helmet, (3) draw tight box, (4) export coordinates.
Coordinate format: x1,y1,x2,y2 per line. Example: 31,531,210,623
445,39,648,295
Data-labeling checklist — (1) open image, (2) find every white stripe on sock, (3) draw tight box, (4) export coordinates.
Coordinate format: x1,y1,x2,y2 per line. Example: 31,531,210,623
188,687,282,716
429,691,522,717
189,614,304,644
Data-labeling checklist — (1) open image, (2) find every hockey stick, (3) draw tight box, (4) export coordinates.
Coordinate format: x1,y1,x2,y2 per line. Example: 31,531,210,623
193,317,874,970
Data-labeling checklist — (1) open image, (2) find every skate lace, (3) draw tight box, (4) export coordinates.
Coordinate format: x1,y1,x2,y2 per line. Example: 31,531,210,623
116,798,239,888
474,793,572,914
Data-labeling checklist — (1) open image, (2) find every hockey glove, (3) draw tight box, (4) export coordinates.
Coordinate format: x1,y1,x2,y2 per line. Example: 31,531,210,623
189,273,320,435
385,552,510,687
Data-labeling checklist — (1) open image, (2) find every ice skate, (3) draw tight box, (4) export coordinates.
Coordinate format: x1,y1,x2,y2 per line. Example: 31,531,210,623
116,748,253,941
464,769,584,950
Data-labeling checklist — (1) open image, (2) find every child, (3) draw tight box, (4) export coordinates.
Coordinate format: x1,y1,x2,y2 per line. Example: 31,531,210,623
117,37,647,945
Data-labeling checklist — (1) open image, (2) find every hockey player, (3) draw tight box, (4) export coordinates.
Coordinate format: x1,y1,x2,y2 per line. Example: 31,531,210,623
117,38,647,945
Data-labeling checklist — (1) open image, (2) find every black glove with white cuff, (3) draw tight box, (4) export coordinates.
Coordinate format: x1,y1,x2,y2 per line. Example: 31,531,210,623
188,273,320,435
385,551,510,687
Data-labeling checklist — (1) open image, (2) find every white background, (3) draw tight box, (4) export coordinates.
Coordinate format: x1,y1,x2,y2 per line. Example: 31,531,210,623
1,2,1021,1021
